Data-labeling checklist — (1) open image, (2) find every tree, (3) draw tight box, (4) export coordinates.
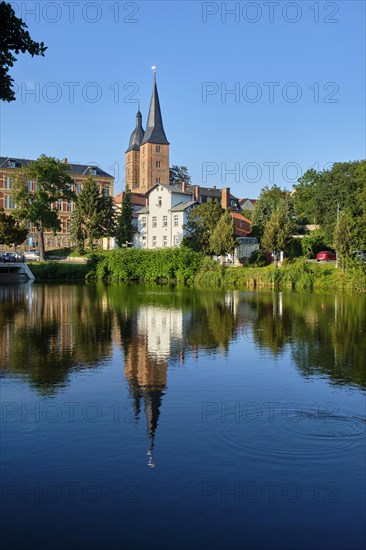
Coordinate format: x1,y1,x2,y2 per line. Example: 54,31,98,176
251,185,293,238
169,165,191,187
13,155,75,260
115,185,135,247
209,210,237,258
261,205,294,267
300,229,327,258
0,1,47,102
333,210,357,272
242,208,254,221
71,178,116,251
293,161,366,245
0,209,28,246
184,199,223,253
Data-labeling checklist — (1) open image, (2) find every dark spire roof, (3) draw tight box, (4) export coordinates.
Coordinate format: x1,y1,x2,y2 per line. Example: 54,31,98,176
126,110,145,152
141,77,169,146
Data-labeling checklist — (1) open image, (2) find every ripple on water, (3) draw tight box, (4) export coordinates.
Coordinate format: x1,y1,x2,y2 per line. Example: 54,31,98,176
224,410,366,462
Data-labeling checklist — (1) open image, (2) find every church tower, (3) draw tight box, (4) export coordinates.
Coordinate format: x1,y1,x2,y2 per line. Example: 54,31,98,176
125,109,145,189
139,73,170,193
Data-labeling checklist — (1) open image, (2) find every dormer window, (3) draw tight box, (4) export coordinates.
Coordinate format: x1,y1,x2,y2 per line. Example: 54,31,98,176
8,161,16,168
92,169,97,176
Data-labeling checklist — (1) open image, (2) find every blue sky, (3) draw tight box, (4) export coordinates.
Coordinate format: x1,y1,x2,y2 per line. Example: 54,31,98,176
1,0,365,198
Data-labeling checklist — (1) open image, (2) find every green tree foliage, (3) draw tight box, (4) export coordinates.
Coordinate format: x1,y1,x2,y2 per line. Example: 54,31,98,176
71,178,116,251
115,185,135,247
293,161,366,245
242,208,254,221
0,208,28,246
184,199,223,253
333,210,357,272
209,210,237,257
169,165,191,187
300,229,327,258
0,1,47,101
13,155,75,260
251,185,293,238
261,205,294,265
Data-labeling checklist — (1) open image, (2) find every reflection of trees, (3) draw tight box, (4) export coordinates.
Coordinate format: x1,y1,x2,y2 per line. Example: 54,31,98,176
2,284,365,397
185,298,237,353
248,293,290,356
248,292,366,388
0,285,113,394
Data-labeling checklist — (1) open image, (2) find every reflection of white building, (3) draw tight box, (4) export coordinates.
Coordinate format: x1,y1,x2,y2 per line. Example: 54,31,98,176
134,184,196,249
137,306,186,359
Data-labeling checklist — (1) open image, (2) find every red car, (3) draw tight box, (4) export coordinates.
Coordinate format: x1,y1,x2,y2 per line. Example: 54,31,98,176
316,250,336,261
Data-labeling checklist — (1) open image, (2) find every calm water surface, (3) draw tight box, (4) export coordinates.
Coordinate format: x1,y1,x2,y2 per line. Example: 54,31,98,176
1,284,365,550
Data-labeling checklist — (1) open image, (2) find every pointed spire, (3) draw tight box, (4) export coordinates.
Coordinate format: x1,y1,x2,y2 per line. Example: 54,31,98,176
143,389,164,450
126,109,145,152
141,73,169,146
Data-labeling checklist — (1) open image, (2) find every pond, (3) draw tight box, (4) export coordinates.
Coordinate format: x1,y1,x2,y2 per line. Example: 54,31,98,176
1,284,365,550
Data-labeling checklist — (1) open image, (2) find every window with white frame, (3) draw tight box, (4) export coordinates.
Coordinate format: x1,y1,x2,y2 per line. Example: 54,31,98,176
27,180,32,191
155,177,160,183
66,202,72,212
4,195,14,209
163,236,168,247
104,186,109,196
92,169,97,176
174,235,179,246
173,214,179,226
152,236,157,247
67,219,71,232
77,183,82,194
4,177,13,189
9,161,16,168
158,196,162,207
152,216,157,228
57,199,63,211
163,216,167,227
141,216,147,228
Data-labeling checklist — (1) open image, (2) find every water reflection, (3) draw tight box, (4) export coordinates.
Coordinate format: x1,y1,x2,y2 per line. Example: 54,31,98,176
1,285,365,453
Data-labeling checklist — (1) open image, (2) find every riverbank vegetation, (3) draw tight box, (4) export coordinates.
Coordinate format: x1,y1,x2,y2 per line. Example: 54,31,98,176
28,248,366,292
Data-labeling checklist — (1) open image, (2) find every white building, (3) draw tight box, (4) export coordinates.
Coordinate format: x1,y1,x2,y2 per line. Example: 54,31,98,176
135,184,196,249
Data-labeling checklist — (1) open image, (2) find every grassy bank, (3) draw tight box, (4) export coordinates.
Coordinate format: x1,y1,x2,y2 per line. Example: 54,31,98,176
28,249,366,293
195,259,366,293
29,262,88,281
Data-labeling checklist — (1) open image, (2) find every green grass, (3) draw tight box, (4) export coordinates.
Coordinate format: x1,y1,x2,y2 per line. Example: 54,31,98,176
28,253,366,293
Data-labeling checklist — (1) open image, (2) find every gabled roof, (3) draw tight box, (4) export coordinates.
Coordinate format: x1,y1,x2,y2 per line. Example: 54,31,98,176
147,183,192,196
140,79,169,146
0,157,113,178
239,198,257,205
187,185,239,201
169,201,197,212
114,191,147,206
137,206,149,214
230,211,252,236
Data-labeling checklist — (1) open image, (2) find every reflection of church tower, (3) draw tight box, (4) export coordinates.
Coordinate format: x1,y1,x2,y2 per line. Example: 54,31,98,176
125,110,145,190
123,325,168,466
125,72,170,194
